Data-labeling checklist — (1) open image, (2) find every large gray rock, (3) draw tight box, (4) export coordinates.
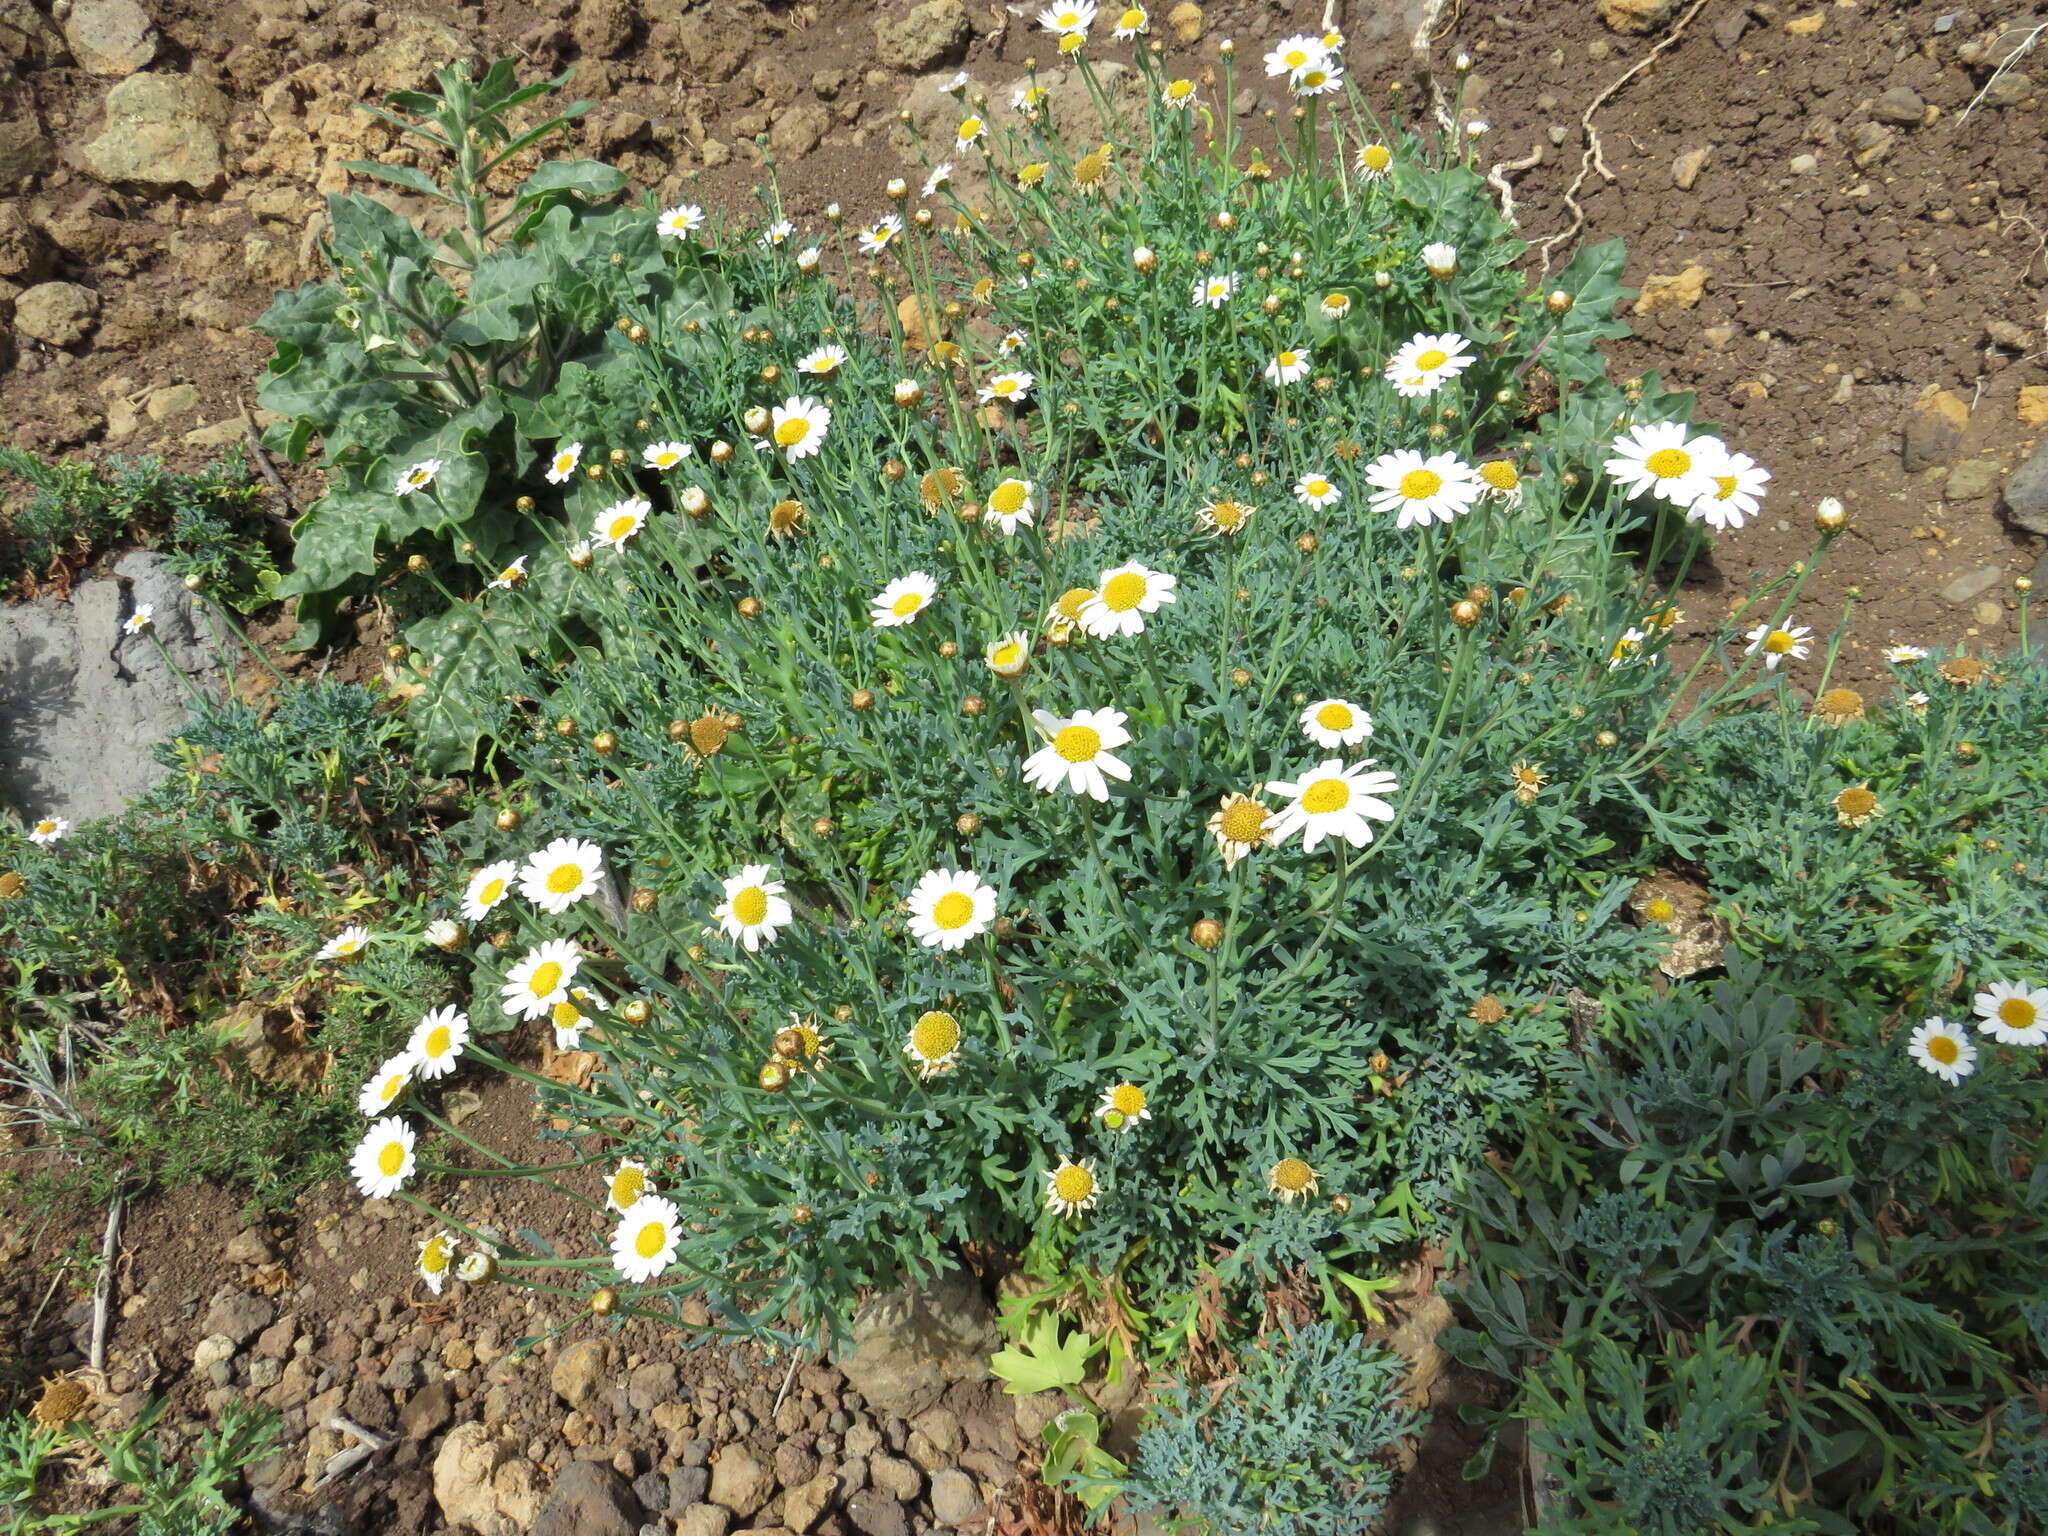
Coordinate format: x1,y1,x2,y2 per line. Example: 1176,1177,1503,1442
0,552,228,826
0,0,66,66
530,1462,640,1536
63,0,158,76
15,282,97,346
2005,441,2048,536
82,72,230,193
874,0,970,72
837,1270,996,1420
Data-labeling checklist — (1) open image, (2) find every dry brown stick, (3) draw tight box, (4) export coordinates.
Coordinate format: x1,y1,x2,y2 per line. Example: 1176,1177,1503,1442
1487,143,1545,225
88,1190,124,1374
238,395,296,520
1532,0,1714,274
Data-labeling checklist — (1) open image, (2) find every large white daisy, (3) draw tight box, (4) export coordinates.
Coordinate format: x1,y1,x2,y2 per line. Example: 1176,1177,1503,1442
1603,421,1721,505
460,860,517,923
1685,444,1770,531
1267,759,1402,852
871,571,938,627
1021,708,1132,802
1383,332,1475,398
27,815,70,846
907,868,997,950
611,1194,681,1283
356,1052,416,1117
501,938,582,1020
1973,981,2048,1047
714,863,793,952
768,396,832,461
1078,562,1176,638
1364,450,1482,529
518,837,605,916
407,1006,471,1081
1299,698,1373,749
1263,33,1327,76
350,1116,417,1199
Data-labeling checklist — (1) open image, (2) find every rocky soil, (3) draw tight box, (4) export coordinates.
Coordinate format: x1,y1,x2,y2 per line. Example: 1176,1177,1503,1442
3,0,2047,1530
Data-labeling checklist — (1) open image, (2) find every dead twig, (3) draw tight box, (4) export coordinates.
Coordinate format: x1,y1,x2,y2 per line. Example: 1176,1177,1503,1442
88,1191,125,1374
238,396,296,520
1955,21,2046,126
1532,0,1714,274
1486,143,1544,225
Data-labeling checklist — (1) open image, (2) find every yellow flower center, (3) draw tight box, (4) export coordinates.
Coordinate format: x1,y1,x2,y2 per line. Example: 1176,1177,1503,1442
634,1219,668,1259
1301,778,1350,815
1999,998,2037,1030
551,1000,583,1030
1208,501,1247,529
1283,47,1310,67
774,417,811,447
990,481,1029,516
1712,474,1739,499
732,886,769,926
1361,144,1391,170
1644,447,1691,479
1612,636,1638,661
1060,30,1085,51
1054,724,1102,762
1400,469,1443,500
1818,688,1863,720
1019,162,1047,185
1763,630,1796,654
421,1236,450,1273
377,1141,405,1177
1110,1084,1145,1116
913,1011,960,1058
424,1025,452,1058
1836,787,1877,820
379,1073,404,1103
1325,293,1348,310
1167,80,1193,100
1053,1164,1096,1202
1927,1034,1959,1065
1644,897,1676,923
891,591,924,616
1271,1157,1313,1192
527,960,564,997
1056,588,1096,620
1299,67,1329,87
1414,348,1449,370
1101,572,1148,611
546,863,585,895
1277,351,1298,367
992,378,1018,396
554,453,575,473
607,514,637,541
611,1167,646,1207
992,642,1023,668
1207,281,1228,298
478,877,505,906
812,355,838,373
1305,478,1331,497
959,115,984,139
36,821,57,835
1120,6,1143,25
1316,703,1352,731
691,716,729,755
1480,461,1519,490
653,450,679,467
931,892,975,930
1219,801,1268,843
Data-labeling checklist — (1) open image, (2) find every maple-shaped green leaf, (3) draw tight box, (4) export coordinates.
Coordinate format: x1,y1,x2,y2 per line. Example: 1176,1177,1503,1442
988,1312,1094,1397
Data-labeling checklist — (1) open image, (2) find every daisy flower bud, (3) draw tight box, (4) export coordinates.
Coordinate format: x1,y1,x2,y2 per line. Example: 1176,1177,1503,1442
681,486,710,517
1132,245,1157,273
893,379,925,408
1374,270,1392,288
744,406,771,436
886,177,908,200
1814,496,1847,531
1545,289,1574,314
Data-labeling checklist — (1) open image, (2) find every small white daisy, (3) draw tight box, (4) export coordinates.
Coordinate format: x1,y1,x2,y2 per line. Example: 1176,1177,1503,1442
487,557,528,590
356,1052,416,1117
1383,332,1475,398
1885,644,1929,665
1908,1017,1978,1084
1607,627,1657,670
120,605,155,637
1300,698,1373,749
1319,291,1354,320
612,1194,681,1283
1078,561,1176,638
984,478,1036,535
955,114,989,148
26,816,69,846
1191,273,1238,309
1095,1082,1151,1132
643,440,692,471
871,571,938,628
350,1116,417,1199
1294,472,1341,510
1267,758,1402,853
500,938,582,1021
1364,449,1482,529
1037,0,1096,34
656,204,705,240
393,459,442,497
1420,242,1458,278
905,1009,963,1079
407,1006,471,1081
545,443,583,484
460,860,516,924
1264,346,1310,387
1161,77,1198,109
986,631,1032,677
714,863,793,953
417,1230,457,1295
769,396,832,461
759,218,795,247
922,162,954,197
853,215,897,256
1291,59,1344,96
605,1157,651,1214
1263,33,1327,76
1973,981,2048,1047
1603,421,1721,505
1686,443,1770,531
518,837,605,915
1022,707,1132,802
997,329,1027,356
316,925,371,962
592,497,651,551
797,344,849,378
1044,1156,1100,1218
978,370,1035,406
1745,617,1814,670
1111,3,1147,36
907,868,998,951
1355,142,1393,179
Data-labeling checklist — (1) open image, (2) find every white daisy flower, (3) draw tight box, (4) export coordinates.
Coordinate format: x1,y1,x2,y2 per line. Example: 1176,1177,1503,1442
795,246,822,273
1745,617,1814,670
460,860,517,923
487,557,528,590
1294,472,1341,510
797,345,849,377
26,816,69,846
657,204,705,240
1318,291,1353,320
1043,1156,1100,1218
643,440,692,471
984,478,1036,535
1608,627,1657,670
592,497,650,551
1905,690,1930,709
417,1230,456,1295
1364,449,1482,529
316,925,371,962
611,1194,681,1283
1383,332,1475,397
1685,443,1770,531
407,1006,471,1081
1884,644,1929,665
519,837,605,915
1973,981,2048,1047
922,161,954,197
1037,0,1096,33
549,987,606,1052
978,371,1035,405
1908,1017,1977,1084
116,606,155,639
1095,1082,1150,1131
714,863,793,952
1022,707,1132,802
1355,142,1393,179
393,459,442,497
1161,78,1198,109
985,631,1032,677
1045,586,1095,642
1078,561,1177,638
759,218,795,247
1603,421,1721,505
350,1116,417,1199
565,540,593,566
356,1052,416,1117
454,1251,494,1283
1300,698,1373,749
501,938,582,1021
1191,273,1238,309
423,918,462,950
1263,33,1327,76
1267,758,1402,852
998,329,1027,356
942,70,971,94
769,396,832,461
1264,346,1310,387
1013,81,1049,111
1111,3,1147,36
905,1009,963,1079
907,868,998,951
605,1157,650,1214
871,571,938,627
955,114,989,148
1291,60,1344,95
545,443,583,484
1420,242,1458,278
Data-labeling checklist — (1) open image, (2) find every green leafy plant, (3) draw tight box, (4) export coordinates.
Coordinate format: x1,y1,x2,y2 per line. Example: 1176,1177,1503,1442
0,1397,278,1534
